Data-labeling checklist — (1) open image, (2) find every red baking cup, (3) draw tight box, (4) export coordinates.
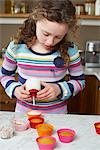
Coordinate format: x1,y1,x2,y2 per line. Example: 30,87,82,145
29,89,39,98
29,116,44,129
36,136,56,150
57,128,76,143
94,122,100,134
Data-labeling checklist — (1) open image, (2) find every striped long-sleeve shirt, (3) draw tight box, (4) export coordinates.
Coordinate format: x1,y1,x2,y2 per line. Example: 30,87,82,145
0,41,85,113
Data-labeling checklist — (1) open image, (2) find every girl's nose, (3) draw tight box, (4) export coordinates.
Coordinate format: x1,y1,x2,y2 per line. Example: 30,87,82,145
45,37,54,46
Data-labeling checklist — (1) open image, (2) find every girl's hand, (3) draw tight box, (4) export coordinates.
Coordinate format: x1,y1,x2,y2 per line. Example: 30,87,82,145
36,81,61,101
14,84,32,102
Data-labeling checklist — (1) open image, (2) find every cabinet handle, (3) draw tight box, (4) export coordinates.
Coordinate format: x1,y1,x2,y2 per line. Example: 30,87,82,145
0,101,9,104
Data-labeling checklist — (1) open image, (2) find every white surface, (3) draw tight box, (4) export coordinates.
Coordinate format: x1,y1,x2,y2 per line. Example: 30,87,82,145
0,111,100,150
78,19,100,26
0,17,100,26
84,66,100,81
95,0,100,16
0,18,26,24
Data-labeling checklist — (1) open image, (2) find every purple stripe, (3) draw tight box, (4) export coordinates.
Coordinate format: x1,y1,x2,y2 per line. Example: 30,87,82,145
17,99,67,110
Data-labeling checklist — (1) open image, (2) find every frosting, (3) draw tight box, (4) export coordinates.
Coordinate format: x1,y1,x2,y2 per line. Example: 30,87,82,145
25,77,41,91
27,110,41,116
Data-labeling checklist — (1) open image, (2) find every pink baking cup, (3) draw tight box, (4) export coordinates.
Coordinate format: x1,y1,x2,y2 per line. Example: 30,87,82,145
13,119,30,131
36,136,56,150
94,122,100,134
57,128,76,143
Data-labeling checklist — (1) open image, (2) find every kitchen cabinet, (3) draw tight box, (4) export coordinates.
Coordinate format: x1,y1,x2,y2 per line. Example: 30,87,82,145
0,83,16,111
0,73,18,111
67,75,100,115
96,82,100,114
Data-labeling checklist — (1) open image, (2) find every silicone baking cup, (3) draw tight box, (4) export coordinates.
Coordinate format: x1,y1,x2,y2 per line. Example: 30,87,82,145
36,136,56,150
57,128,76,143
94,122,100,134
29,116,44,129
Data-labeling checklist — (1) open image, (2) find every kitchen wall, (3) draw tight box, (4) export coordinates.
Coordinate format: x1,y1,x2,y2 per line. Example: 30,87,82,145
77,26,100,50
0,24,21,48
0,24,100,51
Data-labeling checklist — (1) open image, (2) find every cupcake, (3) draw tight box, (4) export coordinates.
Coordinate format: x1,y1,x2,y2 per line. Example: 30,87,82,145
25,77,41,104
36,136,56,150
94,122,100,134
57,128,76,143
13,115,30,131
59,131,73,136
27,110,42,119
36,123,54,136
25,77,41,92
29,116,44,129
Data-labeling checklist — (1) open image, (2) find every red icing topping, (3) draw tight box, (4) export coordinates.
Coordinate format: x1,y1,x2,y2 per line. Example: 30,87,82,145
29,89,39,98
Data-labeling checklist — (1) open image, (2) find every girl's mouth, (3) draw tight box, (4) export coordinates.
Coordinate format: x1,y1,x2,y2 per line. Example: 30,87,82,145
44,45,53,50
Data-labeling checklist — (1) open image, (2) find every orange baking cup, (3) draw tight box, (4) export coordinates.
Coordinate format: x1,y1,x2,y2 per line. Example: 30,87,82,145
36,123,54,136
94,122,100,134
27,110,42,120
29,116,44,129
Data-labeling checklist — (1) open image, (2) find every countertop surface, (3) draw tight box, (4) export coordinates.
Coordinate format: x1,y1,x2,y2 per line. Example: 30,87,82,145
0,58,100,81
84,67,100,81
0,111,100,150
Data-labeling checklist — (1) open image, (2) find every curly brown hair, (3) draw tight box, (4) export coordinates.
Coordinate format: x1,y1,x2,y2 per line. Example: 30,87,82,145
15,0,77,64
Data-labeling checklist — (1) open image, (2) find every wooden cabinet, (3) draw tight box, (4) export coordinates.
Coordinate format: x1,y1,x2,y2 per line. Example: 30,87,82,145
67,75,100,115
0,84,16,111
96,82,100,114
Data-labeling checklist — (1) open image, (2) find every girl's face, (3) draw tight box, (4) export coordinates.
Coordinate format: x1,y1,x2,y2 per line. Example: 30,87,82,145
36,19,68,50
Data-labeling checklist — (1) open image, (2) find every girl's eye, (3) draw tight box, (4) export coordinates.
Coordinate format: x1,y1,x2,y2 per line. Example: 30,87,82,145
56,36,62,39
43,33,49,36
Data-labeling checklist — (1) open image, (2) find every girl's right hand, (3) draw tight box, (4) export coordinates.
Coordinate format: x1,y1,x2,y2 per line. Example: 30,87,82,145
14,84,32,102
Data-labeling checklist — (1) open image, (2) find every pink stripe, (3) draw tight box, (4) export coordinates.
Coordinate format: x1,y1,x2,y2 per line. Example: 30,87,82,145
5,56,16,64
15,102,67,114
18,68,64,75
17,99,67,109
76,80,83,90
69,61,81,67
18,63,55,69
18,63,66,69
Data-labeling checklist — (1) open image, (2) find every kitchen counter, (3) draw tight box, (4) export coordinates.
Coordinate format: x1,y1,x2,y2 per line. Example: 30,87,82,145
0,111,100,150
84,67,100,81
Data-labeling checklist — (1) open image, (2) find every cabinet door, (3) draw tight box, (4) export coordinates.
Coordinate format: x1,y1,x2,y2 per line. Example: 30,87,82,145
0,84,16,111
96,82,100,114
67,75,99,115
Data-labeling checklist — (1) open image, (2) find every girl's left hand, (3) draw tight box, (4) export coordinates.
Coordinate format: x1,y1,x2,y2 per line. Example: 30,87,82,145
36,81,61,101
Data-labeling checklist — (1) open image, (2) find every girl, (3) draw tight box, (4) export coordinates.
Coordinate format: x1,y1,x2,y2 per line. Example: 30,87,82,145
0,0,85,113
